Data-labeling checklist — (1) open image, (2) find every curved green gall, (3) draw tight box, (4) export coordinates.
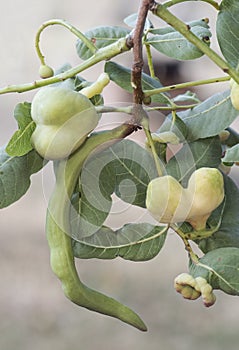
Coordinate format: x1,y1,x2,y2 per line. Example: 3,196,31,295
31,86,99,160
46,130,148,331
146,167,224,230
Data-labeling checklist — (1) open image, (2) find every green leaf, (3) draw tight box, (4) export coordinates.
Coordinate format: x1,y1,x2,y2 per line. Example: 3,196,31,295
0,146,45,208
223,144,239,163
217,0,239,68
166,136,222,185
72,223,167,261
190,247,239,295
146,25,211,61
70,139,158,240
6,102,35,157
177,90,239,141
104,61,170,104
198,175,239,253
76,26,130,60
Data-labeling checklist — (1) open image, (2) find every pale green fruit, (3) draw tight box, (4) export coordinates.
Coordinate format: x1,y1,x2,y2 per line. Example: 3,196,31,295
146,176,190,224
186,167,224,230
31,86,99,160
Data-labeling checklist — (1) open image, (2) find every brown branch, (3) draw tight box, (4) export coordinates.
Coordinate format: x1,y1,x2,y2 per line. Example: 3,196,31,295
131,0,155,107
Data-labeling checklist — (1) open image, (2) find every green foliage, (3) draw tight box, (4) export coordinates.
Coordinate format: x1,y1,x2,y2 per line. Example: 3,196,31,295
198,175,239,253
76,26,130,60
0,146,44,208
70,139,158,240
146,25,211,60
104,61,170,103
190,247,239,296
165,136,222,184
6,102,35,157
217,0,239,68
72,223,167,261
1,0,239,331
178,90,238,141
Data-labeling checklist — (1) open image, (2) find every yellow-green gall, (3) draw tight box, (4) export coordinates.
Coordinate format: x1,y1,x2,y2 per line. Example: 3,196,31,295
146,167,224,230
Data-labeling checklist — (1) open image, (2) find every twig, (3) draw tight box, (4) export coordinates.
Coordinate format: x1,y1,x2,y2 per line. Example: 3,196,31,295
171,224,200,264
150,3,239,84
0,38,131,95
131,0,155,106
144,75,230,98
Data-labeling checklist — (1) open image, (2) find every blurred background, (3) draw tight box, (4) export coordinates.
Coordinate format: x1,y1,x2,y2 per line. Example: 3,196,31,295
0,1,239,349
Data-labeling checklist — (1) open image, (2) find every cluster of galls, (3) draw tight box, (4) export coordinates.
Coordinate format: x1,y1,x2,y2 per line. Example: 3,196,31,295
146,167,224,231
174,273,216,307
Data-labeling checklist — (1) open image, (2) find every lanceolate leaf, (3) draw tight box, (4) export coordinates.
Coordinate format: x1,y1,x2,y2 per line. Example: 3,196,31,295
76,26,130,60
146,25,211,61
6,102,35,157
190,247,239,296
0,146,45,208
199,175,239,253
72,223,167,261
104,61,170,104
70,139,158,240
177,90,239,141
217,0,239,68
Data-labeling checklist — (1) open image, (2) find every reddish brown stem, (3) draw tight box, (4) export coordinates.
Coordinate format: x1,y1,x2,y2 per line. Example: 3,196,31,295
131,0,155,107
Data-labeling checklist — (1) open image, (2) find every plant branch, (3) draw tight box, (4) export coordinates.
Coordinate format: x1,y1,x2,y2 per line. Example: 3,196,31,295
150,3,239,84
145,43,156,78
0,38,131,95
144,75,230,97
131,0,155,106
95,103,199,115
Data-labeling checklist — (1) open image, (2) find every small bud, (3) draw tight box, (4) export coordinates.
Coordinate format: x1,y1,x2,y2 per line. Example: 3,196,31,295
39,64,54,79
143,95,151,105
219,130,230,142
